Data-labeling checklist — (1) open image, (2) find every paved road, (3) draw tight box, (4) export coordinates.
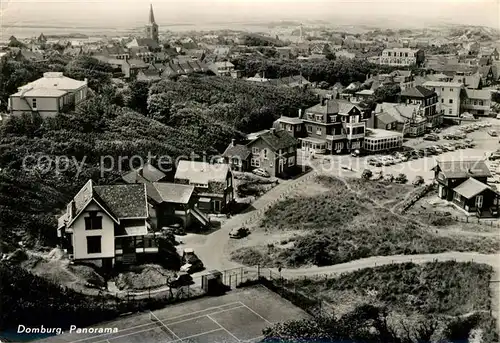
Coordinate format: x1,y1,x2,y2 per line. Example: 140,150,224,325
192,170,320,272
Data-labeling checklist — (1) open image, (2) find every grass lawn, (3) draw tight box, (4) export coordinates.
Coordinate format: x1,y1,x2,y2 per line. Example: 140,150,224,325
232,176,500,268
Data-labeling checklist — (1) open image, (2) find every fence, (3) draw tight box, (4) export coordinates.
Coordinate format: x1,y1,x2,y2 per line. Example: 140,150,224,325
254,267,334,319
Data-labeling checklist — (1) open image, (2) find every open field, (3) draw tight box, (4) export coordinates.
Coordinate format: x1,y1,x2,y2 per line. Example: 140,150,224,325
230,176,500,268
283,261,498,342
36,285,309,343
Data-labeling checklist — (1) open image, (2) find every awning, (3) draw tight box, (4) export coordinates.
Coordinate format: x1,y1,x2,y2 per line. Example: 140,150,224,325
199,197,211,202
123,225,148,236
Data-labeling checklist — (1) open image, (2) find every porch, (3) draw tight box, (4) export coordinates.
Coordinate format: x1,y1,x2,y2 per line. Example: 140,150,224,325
300,137,327,154
115,233,161,255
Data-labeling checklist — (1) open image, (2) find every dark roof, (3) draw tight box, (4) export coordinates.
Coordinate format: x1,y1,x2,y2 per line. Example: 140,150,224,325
253,129,298,151
306,99,362,116
400,85,435,98
223,144,251,160
135,38,160,50
376,112,398,126
122,163,166,184
93,184,148,218
152,183,194,204
453,178,493,199
434,160,491,179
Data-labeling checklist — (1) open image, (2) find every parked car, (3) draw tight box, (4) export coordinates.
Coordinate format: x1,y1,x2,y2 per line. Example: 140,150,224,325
180,248,205,274
488,130,498,137
229,227,250,239
252,168,270,178
168,272,194,288
432,145,443,154
489,152,500,161
423,134,439,141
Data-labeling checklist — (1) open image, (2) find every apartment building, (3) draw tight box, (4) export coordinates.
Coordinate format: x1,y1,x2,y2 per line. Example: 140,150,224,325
422,81,464,117
380,48,425,67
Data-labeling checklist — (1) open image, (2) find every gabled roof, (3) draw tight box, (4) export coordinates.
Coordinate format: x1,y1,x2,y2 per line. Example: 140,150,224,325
60,180,148,229
152,183,194,204
306,99,363,116
174,161,229,184
400,85,435,98
122,163,166,184
223,144,252,160
376,112,398,126
453,177,493,199
93,184,148,218
464,88,491,100
251,129,298,152
434,159,491,179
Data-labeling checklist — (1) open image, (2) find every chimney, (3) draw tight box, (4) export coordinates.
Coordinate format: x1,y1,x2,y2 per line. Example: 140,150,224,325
231,139,236,147
67,200,75,220
321,97,327,106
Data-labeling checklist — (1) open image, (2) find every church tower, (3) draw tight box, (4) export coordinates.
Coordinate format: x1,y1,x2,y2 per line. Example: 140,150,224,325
145,4,159,43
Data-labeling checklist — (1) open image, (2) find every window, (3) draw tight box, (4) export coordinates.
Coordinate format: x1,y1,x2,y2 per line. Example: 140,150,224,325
190,182,208,188
334,142,343,151
288,156,295,167
31,98,37,108
476,195,483,208
454,192,461,202
86,236,102,254
251,158,260,167
252,147,260,154
441,99,444,103
450,88,454,92
316,127,322,135
448,109,452,114
307,126,312,133
449,99,453,104
296,126,301,132
441,88,444,91
286,125,292,132
84,212,102,230
315,115,322,121
330,115,337,122
479,100,483,106
263,149,268,159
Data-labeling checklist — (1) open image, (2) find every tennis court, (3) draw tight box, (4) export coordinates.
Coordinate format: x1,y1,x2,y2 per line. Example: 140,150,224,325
39,285,310,343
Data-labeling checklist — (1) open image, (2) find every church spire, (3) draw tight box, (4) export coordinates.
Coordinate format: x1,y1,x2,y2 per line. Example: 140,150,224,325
149,3,156,24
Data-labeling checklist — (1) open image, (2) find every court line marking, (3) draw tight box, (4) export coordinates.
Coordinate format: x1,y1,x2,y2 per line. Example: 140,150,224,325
169,328,225,343
92,306,246,343
150,311,181,340
245,335,265,342
207,315,241,342
69,301,242,343
238,302,273,325
164,306,245,327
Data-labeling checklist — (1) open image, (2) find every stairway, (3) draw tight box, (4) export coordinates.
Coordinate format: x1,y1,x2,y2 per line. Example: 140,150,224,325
192,206,210,227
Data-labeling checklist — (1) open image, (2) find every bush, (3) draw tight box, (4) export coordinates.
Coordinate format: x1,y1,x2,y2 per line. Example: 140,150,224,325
413,175,424,186
395,173,408,184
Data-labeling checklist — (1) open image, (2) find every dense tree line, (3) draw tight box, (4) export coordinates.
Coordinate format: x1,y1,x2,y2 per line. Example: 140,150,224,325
0,262,118,331
231,56,400,86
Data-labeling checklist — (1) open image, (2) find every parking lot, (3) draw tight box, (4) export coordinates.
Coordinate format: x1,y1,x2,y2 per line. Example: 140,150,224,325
320,118,500,184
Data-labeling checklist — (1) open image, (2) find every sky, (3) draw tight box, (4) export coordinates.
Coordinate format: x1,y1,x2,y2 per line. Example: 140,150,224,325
1,0,499,30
